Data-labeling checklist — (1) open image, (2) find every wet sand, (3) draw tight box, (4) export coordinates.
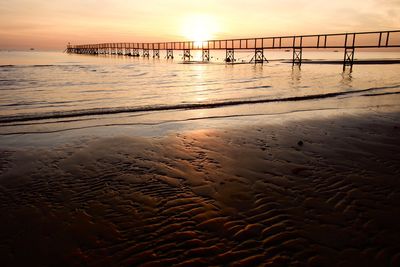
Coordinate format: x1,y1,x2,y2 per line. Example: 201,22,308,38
1,110,400,266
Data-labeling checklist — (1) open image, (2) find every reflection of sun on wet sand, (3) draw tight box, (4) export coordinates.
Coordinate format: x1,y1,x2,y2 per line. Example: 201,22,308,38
1,110,400,266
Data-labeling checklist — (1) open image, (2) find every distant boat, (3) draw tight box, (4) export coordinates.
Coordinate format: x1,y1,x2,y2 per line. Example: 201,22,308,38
30,48,35,51
333,50,339,52
285,49,290,52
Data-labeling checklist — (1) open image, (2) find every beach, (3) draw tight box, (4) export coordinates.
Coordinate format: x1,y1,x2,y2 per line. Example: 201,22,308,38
1,101,400,266
1,51,400,266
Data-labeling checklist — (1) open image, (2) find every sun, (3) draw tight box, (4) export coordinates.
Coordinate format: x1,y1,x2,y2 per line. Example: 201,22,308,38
181,14,219,45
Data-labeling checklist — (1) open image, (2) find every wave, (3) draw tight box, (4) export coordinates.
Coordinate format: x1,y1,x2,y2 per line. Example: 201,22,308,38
0,85,398,124
32,64,57,67
0,64,92,69
0,64,58,68
246,85,272,90
0,107,343,135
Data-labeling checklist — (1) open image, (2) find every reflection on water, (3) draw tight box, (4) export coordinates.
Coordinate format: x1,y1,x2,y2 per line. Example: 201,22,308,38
290,67,302,87
192,65,208,103
340,71,353,89
0,51,399,121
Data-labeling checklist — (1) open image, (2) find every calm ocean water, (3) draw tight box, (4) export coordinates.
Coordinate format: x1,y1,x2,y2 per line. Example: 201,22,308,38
0,51,400,123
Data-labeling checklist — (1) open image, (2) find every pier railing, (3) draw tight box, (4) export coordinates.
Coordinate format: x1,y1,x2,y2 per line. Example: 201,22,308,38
67,30,400,70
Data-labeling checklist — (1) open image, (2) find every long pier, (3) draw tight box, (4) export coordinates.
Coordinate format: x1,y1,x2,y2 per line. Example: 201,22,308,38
67,30,400,71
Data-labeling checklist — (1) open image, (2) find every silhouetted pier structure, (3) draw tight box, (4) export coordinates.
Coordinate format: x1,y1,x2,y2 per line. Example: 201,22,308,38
67,30,400,71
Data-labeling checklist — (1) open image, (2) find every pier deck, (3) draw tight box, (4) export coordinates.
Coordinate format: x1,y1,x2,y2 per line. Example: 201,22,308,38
67,30,400,71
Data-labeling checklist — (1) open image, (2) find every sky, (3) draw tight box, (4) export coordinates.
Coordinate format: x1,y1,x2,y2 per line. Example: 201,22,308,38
0,0,399,50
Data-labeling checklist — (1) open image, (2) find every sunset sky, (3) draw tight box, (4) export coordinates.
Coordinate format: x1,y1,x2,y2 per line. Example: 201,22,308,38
0,0,399,50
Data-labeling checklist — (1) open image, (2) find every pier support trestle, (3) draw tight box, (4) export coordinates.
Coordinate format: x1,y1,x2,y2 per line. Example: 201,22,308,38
292,48,303,67
250,49,268,64
202,49,210,62
143,49,150,58
343,48,355,72
133,49,140,57
153,49,160,58
225,49,234,63
166,50,174,59
183,50,191,61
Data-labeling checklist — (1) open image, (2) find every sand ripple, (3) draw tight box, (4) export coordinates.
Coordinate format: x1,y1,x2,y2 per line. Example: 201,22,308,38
1,112,400,266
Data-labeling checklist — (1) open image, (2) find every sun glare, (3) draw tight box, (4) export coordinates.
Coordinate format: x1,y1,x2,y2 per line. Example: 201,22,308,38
181,14,219,45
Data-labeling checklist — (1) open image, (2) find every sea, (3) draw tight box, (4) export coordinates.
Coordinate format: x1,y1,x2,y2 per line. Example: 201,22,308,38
0,50,400,146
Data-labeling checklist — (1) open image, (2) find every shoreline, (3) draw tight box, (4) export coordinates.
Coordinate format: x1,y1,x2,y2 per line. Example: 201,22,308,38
1,91,400,148
1,107,400,266
2,84,399,124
